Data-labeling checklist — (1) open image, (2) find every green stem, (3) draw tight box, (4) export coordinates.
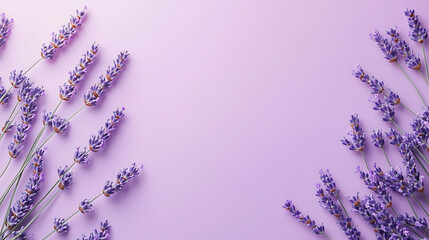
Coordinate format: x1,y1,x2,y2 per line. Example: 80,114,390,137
0,176,20,234
323,233,331,240
424,193,429,207
391,120,403,134
407,197,418,217
414,197,429,218
396,62,427,106
422,43,429,82
0,157,12,178
23,57,43,75
338,198,349,218
0,101,20,142
9,190,60,240
416,148,429,165
382,147,391,167
420,70,429,87
0,86,12,105
413,151,429,176
41,230,55,240
361,151,369,170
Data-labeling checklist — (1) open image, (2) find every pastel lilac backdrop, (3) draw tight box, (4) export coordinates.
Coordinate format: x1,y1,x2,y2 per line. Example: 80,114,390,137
1,0,429,239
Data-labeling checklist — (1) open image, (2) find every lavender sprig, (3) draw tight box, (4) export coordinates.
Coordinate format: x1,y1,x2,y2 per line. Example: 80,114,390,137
84,51,129,106
405,9,428,44
41,7,87,59
76,220,110,240
341,114,368,169
370,30,398,63
283,200,326,236
102,163,142,197
59,43,100,101
0,13,12,48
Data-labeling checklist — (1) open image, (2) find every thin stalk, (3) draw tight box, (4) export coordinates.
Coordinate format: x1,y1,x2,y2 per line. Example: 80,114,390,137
9,190,60,240
416,148,429,165
422,43,429,82
396,62,427,106
413,152,429,176
407,197,418,217
414,197,429,218
419,70,429,87
361,151,369,170
0,158,12,178
391,120,403,134
338,198,349,218
382,147,391,167
424,193,429,207
0,86,12,105
0,177,20,234
323,233,332,240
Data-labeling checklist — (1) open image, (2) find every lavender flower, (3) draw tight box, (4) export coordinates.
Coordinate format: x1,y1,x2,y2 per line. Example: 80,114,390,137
393,34,422,70
405,8,428,43
369,76,384,94
387,27,400,42
283,200,326,235
385,127,403,146
78,199,94,214
398,213,428,228
0,83,11,105
370,30,398,62
53,218,69,233
351,65,369,84
74,147,89,164
6,149,45,230
88,107,125,153
341,114,365,152
41,7,86,59
384,91,400,106
102,163,142,197
51,116,69,133
1,120,14,133
371,129,384,148
9,70,28,88
42,110,56,126
59,43,100,101
357,166,392,207
58,166,73,190
84,52,129,106
0,13,12,47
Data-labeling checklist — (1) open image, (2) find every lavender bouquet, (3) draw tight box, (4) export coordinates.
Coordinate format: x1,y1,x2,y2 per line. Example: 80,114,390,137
0,8,142,239
284,8,429,240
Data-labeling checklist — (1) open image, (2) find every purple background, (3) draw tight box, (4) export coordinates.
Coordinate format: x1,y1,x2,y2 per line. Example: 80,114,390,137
1,1,429,239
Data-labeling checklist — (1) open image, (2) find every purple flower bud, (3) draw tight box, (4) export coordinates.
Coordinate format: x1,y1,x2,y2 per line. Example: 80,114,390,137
53,218,69,233
78,199,94,214
385,128,403,146
74,147,89,164
0,13,12,48
51,116,69,133
9,70,28,88
371,129,385,148
369,76,384,94
58,166,73,190
384,91,400,106
8,142,22,158
386,27,400,42
42,110,56,126
31,148,46,175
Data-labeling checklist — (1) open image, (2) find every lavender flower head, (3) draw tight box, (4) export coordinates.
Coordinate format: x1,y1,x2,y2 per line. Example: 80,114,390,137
59,42,100,101
370,29,398,62
102,163,142,197
51,116,69,133
384,91,400,106
386,27,400,42
58,166,73,190
371,129,385,148
9,70,28,88
11,226,31,240
88,107,125,153
0,80,11,105
352,65,370,84
0,13,12,47
41,7,87,59
6,146,45,230
405,8,428,43
84,52,129,106
341,114,366,152
283,200,326,235
53,218,69,233
385,127,403,146
78,199,94,214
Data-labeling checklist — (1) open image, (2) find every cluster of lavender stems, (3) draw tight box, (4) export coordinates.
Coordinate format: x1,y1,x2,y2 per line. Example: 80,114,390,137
0,7,139,239
285,8,429,240
1,108,126,239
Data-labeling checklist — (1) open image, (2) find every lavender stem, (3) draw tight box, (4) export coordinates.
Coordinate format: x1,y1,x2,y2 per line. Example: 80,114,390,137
414,197,429,217
412,151,429,175
391,120,404,134
407,197,418,217
382,147,392,167
361,152,369,170
396,62,427,106
422,43,429,82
